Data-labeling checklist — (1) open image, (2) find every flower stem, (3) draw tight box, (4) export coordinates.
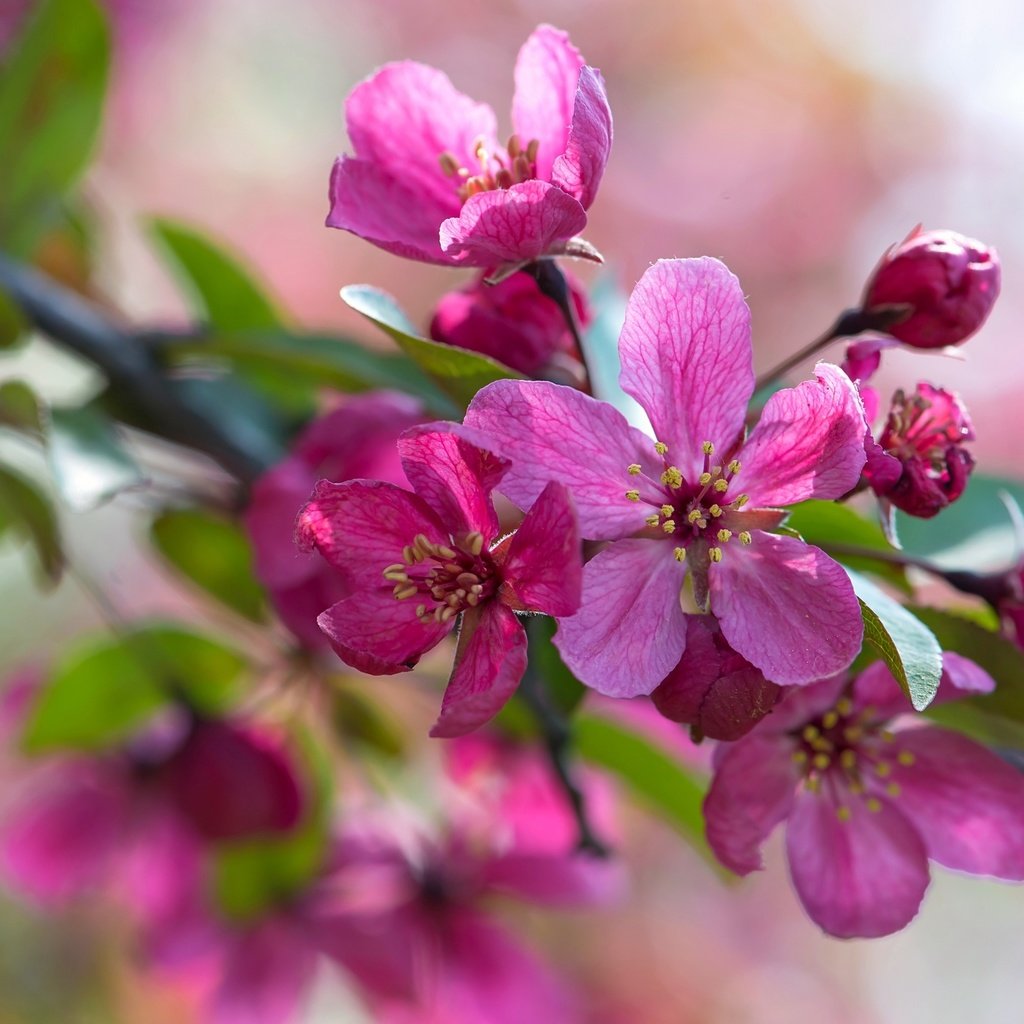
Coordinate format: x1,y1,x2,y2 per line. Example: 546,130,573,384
526,259,595,389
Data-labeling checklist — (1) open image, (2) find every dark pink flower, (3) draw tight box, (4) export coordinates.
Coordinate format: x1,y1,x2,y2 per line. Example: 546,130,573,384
704,654,1024,937
864,383,975,518
430,269,590,376
466,258,866,695
296,423,582,736
327,24,611,267
244,391,423,648
863,228,1001,349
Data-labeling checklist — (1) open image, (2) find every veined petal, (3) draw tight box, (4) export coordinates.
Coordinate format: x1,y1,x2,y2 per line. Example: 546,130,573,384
431,604,528,737
553,539,687,697
786,790,929,938
618,258,754,480
465,379,657,539
500,482,581,616
710,534,862,685
439,180,587,266
737,363,867,506
550,66,612,210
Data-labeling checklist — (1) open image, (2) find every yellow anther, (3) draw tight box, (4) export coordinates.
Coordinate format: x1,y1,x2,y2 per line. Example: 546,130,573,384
821,711,838,730
709,504,723,517
792,750,808,765
866,797,882,813
645,514,660,527
662,520,677,533
437,544,456,560
625,490,640,502
728,460,742,475
447,593,462,608
802,725,820,741
440,606,458,622
717,529,732,543
465,532,485,556
713,479,729,492
413,533,432,553
466,592,480,606
654,441,668,455
735,494,749,507
880,729,896,743
415,603,426,618
383,563,406,575
660,466,683,488
506,133,521,157
886,782,901,798
859,705,878,722
673,547,686,562
525,137,540,162
896,750,915,766
843,725,862,743
836,697,854,716
627,463,642,475
402,544,419,564
702,441,715,455
661,504,675,517
811,737,834,753
874,761,892,778
383,569,410,583
738,531,752,545
438,152,460,176
812,753,831,771
835,805,851,822
393,584,418,600
708,547,723,563
839,749,857,769
699,472,712,485
687,509,704,524
805,776,820,793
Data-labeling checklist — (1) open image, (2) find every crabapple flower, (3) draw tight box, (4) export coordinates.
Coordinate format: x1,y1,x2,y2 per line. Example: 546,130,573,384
466,257,866,695
245,391,423,647
863,228,1001,349
864,383,975,518
295,423,582,736
430,269,590,376
704,653,1024,938
327,24,611,268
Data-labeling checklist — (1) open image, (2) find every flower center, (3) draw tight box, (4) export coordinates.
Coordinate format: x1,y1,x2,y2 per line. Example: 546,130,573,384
879,385,972,468
382,531,496,625
790,695,916,820
438,134,540,204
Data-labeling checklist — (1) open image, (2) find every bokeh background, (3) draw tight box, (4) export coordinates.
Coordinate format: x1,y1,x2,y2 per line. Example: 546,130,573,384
2,0,1024,1021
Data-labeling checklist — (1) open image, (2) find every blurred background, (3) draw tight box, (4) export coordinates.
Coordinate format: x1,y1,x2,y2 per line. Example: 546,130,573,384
2,0,1024,1021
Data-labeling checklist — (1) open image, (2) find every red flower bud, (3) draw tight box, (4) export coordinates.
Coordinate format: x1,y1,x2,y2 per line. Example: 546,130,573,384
863,229,1000,349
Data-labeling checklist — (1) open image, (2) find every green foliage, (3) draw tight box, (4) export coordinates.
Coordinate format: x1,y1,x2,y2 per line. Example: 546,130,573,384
0,290,27,349
342,284,522,408
151,507,268,622
528,616,585,716
849,571,942,710
0,0,110,254
0,380,42,432
0,464,63,585
330,683,406,758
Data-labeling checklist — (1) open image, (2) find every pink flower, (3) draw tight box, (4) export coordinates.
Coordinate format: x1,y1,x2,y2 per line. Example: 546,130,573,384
465,257,867,695
862,228,1001,349
704,654,1024,937
430,269,590,376
864,383,975,518
295,423,582,736
326,24,611,267
245,392,423,648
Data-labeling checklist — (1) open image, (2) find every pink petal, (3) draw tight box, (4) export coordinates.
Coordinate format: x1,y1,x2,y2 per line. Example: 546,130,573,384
618,258,754,481
737,363,868,507
553,539,687,697
710,533,863,684
270,573,349,652
887,727,1024,879
464,379,657,539
766,675,849,732
550,66,613,211
431,604,528,737
319,587,452,675
704,734,800,874
439,180,587,266
500,481,581,616
849,660,913,721
939,650,996,696
785,790,929,938
483,850,623,907
296,479,446,587
398,422,508,540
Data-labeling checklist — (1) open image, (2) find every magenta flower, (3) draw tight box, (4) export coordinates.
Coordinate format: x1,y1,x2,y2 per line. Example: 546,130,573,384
466,257,867,696
704,654,1024,937
327,24,611,267
245,391,423,648
295,423,582,736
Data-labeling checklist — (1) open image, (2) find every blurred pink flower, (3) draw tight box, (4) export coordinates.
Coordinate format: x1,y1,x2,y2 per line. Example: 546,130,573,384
327,24,611,267
704,654,1024,938
296,423,582,737
466,257,866,694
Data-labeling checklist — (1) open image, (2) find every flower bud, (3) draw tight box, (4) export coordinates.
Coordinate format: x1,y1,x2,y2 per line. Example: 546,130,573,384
862,228,1000,349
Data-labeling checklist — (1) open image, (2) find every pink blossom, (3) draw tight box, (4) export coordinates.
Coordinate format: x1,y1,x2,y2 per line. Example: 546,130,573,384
430,269,590,376
327,24,611,267
295,422,582,736
704,654,1024,937
244,391,423,648
466,257,866,695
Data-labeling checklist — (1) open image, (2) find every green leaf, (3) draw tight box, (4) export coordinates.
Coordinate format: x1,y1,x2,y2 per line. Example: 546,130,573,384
342,284,522,408
0,380,43,433
0,289,28,349
47,405,143,510
528,616,585,716
330,683,406,758
0,464,62,585
786,499,909,593
0,0,110,254
848,571,942,710
573,712,712,861
151,507,267,622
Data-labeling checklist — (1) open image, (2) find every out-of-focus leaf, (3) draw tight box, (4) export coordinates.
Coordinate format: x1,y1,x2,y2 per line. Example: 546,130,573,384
29,196,97,292
849,571,942,711
0,380,43,433
342,284,522,408
0,465,62,585
0,0,110,254
47,405,143,510
151,507,267,622
0,289,28,349
331,684,406,758
528,616,585,716
786,499,910,593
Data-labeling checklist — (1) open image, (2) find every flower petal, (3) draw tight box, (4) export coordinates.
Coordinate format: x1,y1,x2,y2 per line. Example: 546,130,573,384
737,363,868,506
398,422,508,540
550,66,612,210
618,258,754,480
785,790,929,938
439,180,587,266
431,604,528,737
553,539,687,697
704,734,800,874
888,727,1024,879
710,533,863,684
500,481,581,616
464,379,657,539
